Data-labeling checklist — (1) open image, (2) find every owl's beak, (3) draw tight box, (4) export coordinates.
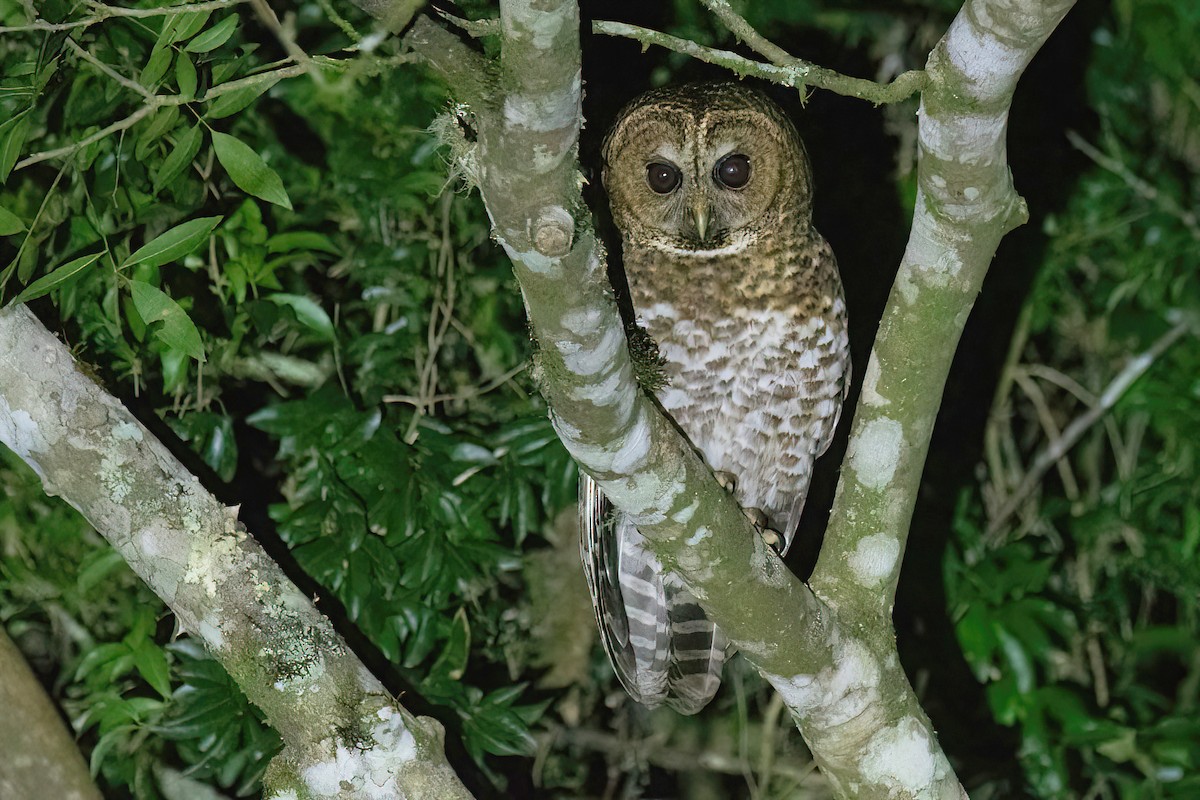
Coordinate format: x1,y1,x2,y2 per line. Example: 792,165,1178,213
690,200,710,242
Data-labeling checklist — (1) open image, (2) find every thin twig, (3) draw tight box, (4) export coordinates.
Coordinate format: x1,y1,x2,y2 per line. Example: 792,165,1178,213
0,0,251,34
65,39,154,99
987,320,1193,540
757,691,787,793
382,362,527,408
317,0,361,42
1020,363,1097,406
435,9,497,39
403,194,458,444
1012,371,1081,501
249,0,320,80
591,19,926,104
16,106,156,173
543,725,823,787
700,0,799,68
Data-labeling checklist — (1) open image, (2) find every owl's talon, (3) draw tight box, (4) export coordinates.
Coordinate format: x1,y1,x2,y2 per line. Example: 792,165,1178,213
745,506,769,529
742,506,785,555
715,471,738,493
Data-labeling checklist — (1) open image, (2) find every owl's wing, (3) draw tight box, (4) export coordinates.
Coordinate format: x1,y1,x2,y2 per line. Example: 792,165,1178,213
579,471,727,712
780,334,853,554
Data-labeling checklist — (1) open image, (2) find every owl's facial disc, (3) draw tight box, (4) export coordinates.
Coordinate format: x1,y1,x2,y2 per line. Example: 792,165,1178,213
602,84,811,255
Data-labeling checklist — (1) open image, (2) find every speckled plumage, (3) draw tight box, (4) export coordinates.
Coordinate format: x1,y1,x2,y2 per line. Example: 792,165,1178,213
581,83,850,714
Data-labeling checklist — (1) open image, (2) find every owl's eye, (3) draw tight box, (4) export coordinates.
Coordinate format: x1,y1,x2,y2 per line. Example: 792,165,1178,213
715,153,751,189
646,162,681,194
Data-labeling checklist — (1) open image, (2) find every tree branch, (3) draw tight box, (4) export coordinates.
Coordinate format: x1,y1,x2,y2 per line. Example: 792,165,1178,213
0,0,251,34
0,304,473,800
15,62,323,172
699,0,797,68
0,626,102,800
590,20,927,105
809,0,1078,618
396,0,1078,795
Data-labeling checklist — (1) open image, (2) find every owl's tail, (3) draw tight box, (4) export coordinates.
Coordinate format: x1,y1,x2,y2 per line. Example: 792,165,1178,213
579,472,729,714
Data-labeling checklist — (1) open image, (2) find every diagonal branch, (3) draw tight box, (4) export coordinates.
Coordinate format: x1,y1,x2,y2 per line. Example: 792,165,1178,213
698,0,797,68
0,304,473,800
13,60,354,172
0,0,251,34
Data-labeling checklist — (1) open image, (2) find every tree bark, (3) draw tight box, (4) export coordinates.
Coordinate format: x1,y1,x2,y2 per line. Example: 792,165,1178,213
0,304,472,800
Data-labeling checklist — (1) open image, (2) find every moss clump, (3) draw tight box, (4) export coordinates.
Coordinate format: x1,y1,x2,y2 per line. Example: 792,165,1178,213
626,324,667,393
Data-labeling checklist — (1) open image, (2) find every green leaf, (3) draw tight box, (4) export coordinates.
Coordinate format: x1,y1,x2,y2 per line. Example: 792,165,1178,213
175,51,198,99
90,724,136,778
186,15,239,53
74,642,132,683
153,124,205,191
130,640,173,699
136,106,181,160
123,216,222,269
168,9,212,43
266,231,340,255
129,280,205,361
141,44,173,88
206,75,282,119
77,549,127,594
0,112,30,183
8,251,105,306
161,346,189,393
212,132,292,209
431,607,471,680
264,294,334,340
0,205,25,235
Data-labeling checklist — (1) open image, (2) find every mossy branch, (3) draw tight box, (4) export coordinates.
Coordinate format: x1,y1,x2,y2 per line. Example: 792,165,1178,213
402,3,962,797
0,305,473,800
809,0,1079,620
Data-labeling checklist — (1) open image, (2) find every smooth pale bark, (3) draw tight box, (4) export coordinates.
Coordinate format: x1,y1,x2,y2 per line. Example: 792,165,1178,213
810,0,1078,616
0,305,472,800
0,626,103,800
400,0,1078,796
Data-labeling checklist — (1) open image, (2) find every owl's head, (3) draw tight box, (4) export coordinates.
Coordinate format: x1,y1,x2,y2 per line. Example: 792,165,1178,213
602,83,813,254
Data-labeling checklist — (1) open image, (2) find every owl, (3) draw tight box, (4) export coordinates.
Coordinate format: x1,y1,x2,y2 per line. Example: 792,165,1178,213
579,83,850,714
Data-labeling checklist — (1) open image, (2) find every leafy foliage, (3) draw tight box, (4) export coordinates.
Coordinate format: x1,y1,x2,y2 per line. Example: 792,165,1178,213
0,0,563,794
948,3,1200,797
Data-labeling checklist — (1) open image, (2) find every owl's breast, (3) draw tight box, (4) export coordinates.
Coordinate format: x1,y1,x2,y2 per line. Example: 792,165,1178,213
627,230,849,536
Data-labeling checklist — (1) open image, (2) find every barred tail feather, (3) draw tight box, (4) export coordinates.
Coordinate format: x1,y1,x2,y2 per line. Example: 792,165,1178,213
580,471,728,713
663,584,728,714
